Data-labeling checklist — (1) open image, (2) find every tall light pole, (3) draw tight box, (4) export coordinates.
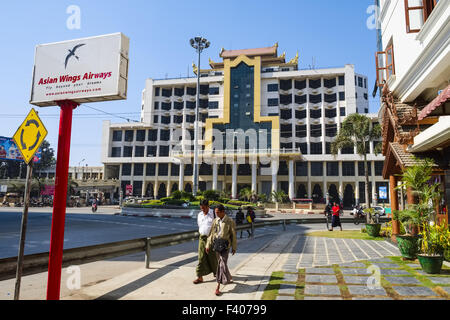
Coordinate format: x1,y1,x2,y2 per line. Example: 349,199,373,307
190,37,210,196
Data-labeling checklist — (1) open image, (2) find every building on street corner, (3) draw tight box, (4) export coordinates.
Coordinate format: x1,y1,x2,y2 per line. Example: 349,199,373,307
101,43,390,208
376,0,449,222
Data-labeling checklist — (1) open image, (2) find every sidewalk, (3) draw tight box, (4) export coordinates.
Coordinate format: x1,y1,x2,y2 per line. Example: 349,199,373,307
65,231,298,300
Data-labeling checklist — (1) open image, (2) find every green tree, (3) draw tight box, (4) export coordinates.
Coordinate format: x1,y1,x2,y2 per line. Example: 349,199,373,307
239,187,256,202
33,140,56,196
331,113,381,223
271,190,288,204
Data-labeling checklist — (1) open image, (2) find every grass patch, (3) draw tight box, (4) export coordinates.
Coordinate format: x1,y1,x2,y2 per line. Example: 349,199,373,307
261,271,284,300
294,269,306,300
305,230,385,241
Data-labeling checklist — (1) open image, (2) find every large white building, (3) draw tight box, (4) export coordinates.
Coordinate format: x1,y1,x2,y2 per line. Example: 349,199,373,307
101,44,389,208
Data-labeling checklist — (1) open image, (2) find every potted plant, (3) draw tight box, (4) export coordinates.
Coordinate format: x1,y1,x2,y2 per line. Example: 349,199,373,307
365,207,382,237
396,209,422,259
418,221,450,274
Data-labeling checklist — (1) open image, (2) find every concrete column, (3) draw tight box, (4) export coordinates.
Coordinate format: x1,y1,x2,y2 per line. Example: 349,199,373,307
251,163,257,194
323,180,328,204
288,160,295,200
271,160,278,196
355,181,360,205
307,162,312,199
179,164,184,191
212,163,218,191
390,175,399,211
167,164,172,197
371,161,377,205
232,162,237,199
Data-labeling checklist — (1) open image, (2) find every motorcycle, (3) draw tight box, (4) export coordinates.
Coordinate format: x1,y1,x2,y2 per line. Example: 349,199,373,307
91,203,98,213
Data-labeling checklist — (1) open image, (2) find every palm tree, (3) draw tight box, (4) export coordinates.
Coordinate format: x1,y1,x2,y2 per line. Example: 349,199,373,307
271,190,288,204
331,113,381,223
239,187,256,202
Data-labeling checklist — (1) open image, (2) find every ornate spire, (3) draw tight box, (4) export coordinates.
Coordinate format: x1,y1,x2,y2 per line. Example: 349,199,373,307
287,51,299,65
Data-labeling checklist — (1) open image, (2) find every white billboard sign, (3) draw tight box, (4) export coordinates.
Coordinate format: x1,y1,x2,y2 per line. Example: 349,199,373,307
30,33,129,107
0,185,7,193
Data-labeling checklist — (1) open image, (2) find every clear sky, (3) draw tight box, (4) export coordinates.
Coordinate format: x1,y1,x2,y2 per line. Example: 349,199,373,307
0,0,379,166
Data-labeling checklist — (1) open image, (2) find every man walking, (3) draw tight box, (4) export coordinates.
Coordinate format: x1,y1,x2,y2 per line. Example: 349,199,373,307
235,207,250,238
193,200,218,284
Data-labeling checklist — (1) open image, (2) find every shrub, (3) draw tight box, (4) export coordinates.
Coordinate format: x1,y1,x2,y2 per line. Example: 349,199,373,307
162,199,187,206
203,190,221,201
227,200,252,206
172,190,183,200
219,197,230,204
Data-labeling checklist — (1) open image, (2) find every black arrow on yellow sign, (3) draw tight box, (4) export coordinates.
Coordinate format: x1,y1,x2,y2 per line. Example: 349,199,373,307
19,119,41,151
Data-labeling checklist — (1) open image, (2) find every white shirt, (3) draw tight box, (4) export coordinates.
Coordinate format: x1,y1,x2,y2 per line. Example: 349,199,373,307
197,209,215,236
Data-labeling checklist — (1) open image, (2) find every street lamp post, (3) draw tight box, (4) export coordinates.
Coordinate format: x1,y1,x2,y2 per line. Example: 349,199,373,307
190,37,210,196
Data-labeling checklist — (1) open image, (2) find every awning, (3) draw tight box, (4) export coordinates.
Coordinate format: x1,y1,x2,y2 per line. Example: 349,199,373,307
418,84,450,120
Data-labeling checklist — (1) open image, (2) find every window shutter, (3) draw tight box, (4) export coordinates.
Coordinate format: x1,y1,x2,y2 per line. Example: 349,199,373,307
404,0,425,33
375,51,387,87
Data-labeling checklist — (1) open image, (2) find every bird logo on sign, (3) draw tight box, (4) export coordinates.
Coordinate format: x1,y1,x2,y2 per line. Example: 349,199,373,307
64,43,85,69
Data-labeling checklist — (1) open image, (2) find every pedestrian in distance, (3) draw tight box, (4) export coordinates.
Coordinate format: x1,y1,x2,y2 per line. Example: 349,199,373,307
329,202,343,231
235,207,249,238
246,207,256,237
206,204,237,296
193,200,218,285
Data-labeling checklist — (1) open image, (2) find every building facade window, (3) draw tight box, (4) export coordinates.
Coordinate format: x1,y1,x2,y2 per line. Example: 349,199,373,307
324,78,336,88
112,130,122,142
296,125,307,138
160,130,170,141
404,0,439,33
162,88,172,97
295,80,307,90
147,146,157,157
295,109,307,119
154,87,160,96
123,146,133,157
136,130,145,142
296,162,308,176
124,130,134,142
310,109,322,119
122,164,131,176
134,163,144,176
209,87,219,95
310,124,322,137
146,163,156,176
310,143,323,155
111,147,121,157
280,80,292,91
159,145,170,157
325,124,337,137
342,162,355,176
268,98,279,107
375,161,384,176
309,94,322,104
158,163,169,176
135,146,145,157
295,95,307,104
311,162,323,176
325,108,337,118
339,92,345,101
174,87,184,97
327,162,339,176
309,79,321,89
267,83,278,92
358,161,372,176
338,76,345,86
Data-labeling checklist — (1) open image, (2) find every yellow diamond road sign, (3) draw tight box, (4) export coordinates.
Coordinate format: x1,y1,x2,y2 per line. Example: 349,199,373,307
13,108,48,164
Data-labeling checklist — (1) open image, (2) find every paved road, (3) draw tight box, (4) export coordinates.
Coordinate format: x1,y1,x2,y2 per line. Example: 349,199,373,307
0,206,361,260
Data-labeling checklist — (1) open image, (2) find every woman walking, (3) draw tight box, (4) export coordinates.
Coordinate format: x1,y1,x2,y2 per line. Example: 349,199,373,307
329,202,343,231
206,204,237,296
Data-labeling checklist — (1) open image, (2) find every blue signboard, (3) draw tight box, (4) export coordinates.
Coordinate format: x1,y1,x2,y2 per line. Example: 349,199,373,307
0,136,41,163
379,186,388,200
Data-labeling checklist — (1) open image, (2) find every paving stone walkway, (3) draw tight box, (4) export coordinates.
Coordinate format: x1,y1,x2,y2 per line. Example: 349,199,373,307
266,236,450,300
282,236,401,271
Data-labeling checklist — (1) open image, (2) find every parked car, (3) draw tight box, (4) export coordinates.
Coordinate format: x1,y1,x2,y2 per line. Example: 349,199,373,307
373,206,386,216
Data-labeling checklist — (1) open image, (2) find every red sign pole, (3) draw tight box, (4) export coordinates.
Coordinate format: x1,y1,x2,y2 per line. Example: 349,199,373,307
46,100,78,300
